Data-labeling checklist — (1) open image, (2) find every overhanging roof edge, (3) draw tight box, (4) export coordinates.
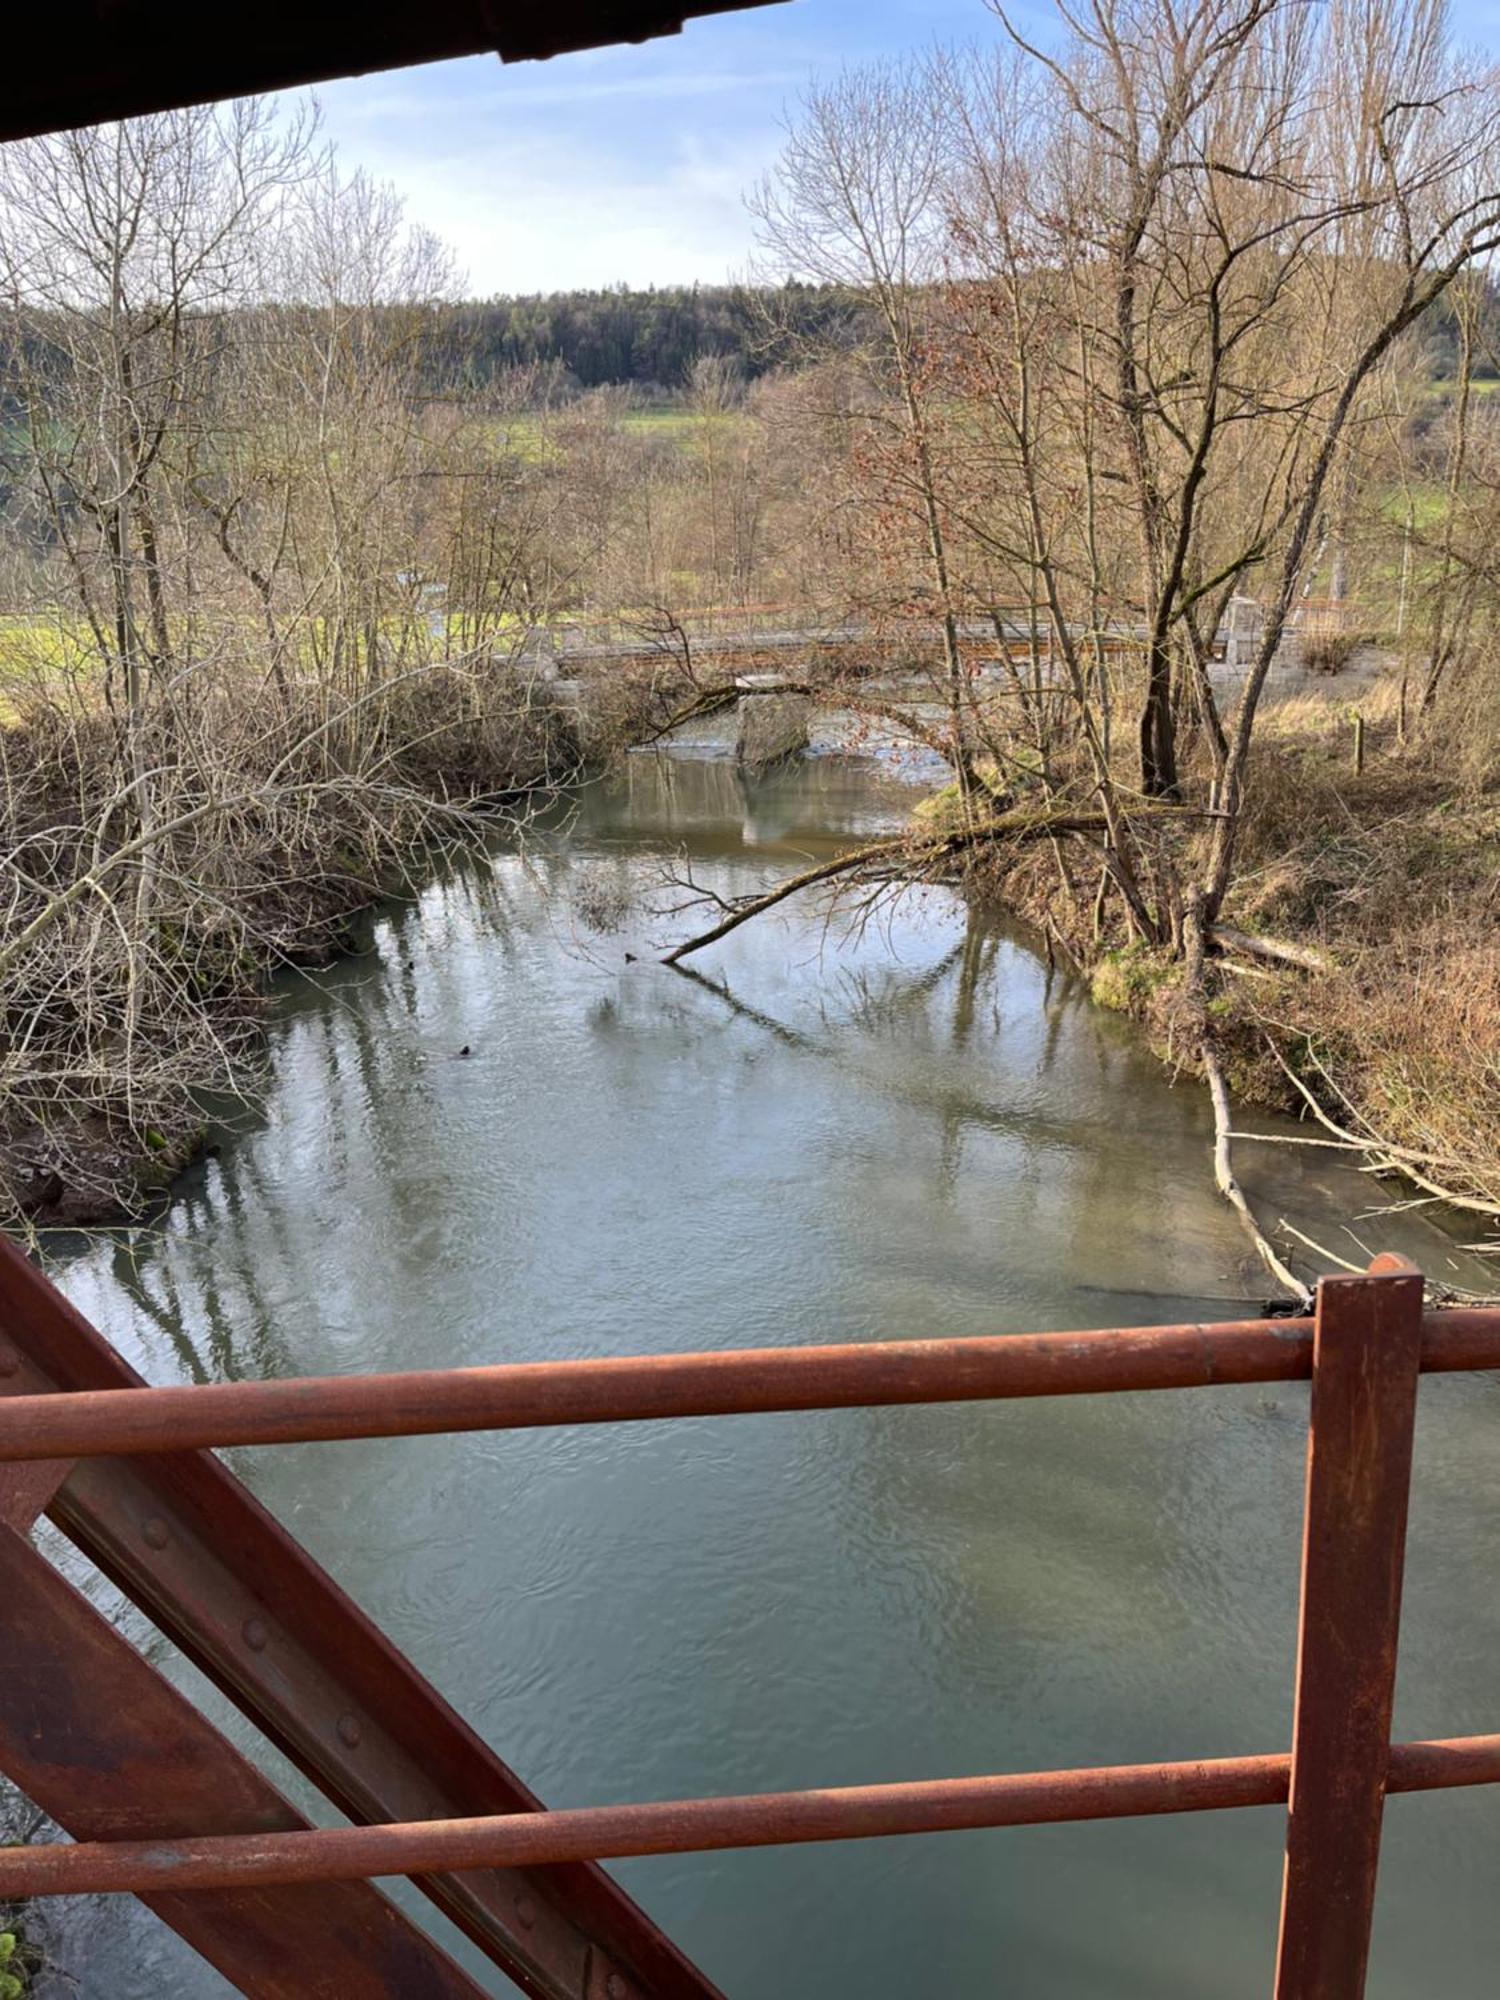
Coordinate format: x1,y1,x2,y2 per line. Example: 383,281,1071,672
0,0,789,144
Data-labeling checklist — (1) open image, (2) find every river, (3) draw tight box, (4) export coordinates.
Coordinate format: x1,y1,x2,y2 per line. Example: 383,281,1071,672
43,738,1500,1997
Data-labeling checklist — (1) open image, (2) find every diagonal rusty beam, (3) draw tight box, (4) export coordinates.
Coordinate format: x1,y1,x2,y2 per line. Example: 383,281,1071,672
0,1451,71,1532
0,1520,490,1999
0,1236,724,2000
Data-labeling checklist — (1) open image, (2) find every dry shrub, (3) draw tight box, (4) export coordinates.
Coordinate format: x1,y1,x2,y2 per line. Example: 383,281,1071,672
0,659,587,1226
1301,630,1363,674
564,655,697,760
1295,935,1500,1211
0,639,697,1226
1219,687,1499,1208
377,664,578,799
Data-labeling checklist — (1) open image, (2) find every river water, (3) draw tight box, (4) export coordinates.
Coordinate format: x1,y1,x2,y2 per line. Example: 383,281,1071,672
43,741,1500,1997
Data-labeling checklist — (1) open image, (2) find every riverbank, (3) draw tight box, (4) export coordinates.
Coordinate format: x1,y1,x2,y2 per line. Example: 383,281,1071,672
0,656,685,1230
11,659,1496,1253
962,687,1500,1236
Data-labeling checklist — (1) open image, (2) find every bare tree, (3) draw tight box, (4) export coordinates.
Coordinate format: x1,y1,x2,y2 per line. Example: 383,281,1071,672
0,111,580,1224
0,104,314,926
677,0,1500,1286
754,65,982,804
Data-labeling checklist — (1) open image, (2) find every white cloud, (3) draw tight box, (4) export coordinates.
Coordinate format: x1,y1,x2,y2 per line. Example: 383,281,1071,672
311,58,787,291
386,143,776,291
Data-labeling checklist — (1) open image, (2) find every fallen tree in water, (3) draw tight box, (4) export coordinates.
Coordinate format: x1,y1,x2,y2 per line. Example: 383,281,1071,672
658,797,1323,1304
655,727,1500,1300
660,803,1181,964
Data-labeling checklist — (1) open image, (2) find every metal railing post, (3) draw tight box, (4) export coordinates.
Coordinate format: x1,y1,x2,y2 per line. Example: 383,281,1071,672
1274,1256,1426,1998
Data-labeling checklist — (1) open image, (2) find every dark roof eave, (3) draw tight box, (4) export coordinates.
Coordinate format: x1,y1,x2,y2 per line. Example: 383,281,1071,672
0,0,788,143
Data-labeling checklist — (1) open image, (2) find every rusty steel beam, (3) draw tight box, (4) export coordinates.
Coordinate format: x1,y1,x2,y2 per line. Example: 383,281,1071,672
1274,1259,1426,1999
0,1448,71,1531
0,1522,490,1998
0,1239,724,2000
5,1308,1500,1463
5,1735,1500,1902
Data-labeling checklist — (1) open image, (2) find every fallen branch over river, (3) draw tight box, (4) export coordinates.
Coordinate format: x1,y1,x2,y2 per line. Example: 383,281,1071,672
1185,891,1311,1307
660,805,1185,965
659,802,1327,1303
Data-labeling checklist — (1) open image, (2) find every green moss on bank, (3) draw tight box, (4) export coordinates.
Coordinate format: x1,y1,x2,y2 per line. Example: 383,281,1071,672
1089,943,1176,1015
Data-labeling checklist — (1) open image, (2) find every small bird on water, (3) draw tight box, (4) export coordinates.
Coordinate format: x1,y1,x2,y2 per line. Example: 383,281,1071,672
457,1044,471,1058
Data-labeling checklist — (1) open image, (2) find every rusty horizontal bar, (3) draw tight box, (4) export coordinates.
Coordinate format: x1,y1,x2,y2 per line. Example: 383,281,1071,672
6,1736,1498,1902
2,1311,1499,1463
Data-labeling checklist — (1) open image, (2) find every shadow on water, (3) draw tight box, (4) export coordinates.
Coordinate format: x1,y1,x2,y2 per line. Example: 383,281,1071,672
48,748,1500,2000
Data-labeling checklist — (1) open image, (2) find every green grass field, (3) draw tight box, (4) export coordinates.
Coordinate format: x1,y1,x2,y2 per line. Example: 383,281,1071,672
491,402,739,463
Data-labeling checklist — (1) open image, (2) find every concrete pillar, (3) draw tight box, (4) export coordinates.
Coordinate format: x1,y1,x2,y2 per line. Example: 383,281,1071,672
734,674,811,771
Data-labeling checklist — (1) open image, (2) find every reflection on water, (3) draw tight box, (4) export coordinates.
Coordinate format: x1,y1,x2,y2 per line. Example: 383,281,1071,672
52,750,1500,1998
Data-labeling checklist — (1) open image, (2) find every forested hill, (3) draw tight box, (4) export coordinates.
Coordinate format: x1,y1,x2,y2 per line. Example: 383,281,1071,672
426,283,858,390
423,278,1493,396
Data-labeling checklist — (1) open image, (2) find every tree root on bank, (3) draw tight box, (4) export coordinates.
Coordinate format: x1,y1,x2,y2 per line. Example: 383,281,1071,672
1185,891,1312,1308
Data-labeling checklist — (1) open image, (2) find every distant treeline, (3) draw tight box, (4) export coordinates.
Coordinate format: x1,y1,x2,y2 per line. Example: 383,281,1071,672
3,276,1488,431
421,277,1497,396
1420,283,1500,377
425,283,861,391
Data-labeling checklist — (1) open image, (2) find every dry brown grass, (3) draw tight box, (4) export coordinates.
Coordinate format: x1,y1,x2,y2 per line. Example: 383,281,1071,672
960,664,1500,1216
1304,936,1500,1199
1218,687,1500,1211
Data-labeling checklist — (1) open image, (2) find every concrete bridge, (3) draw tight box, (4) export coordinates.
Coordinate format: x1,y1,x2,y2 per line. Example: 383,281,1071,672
531,598,1292,770
522,595,1273,690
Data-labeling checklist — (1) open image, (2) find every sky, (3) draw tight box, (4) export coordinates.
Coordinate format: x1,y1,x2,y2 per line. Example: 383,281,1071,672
304,0,1500,297
304,0,1017,293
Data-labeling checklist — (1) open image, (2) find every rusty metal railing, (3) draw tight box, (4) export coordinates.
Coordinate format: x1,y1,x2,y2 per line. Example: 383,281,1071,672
3,1247,1499,2000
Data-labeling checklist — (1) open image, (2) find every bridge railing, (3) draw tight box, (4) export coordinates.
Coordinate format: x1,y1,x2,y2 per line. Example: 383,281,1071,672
2,1251,1498,1999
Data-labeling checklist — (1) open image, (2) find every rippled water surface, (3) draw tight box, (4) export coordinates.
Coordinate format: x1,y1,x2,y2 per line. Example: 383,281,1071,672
48,747,1500,1997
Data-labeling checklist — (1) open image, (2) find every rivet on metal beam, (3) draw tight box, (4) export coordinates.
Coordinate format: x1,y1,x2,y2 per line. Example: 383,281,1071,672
242,1618,269,1652
0,1348,19,1378
142,1517,170,1550
514,1894,537,1929
337,1714,363,1749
